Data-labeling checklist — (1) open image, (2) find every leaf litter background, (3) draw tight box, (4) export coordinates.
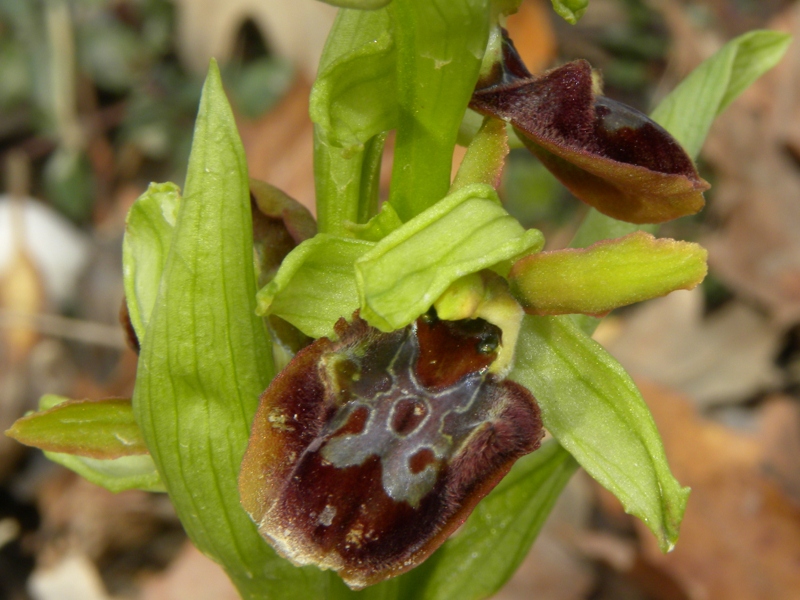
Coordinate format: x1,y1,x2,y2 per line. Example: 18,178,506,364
1,0,799,598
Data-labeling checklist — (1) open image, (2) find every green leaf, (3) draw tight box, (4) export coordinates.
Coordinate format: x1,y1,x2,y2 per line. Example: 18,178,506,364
356,183,544,332
9,395,164,493
388,0,491,221
550,0,588,24
510,315,690,552
6,396,146,458
311,7,397,234
510,231,707,316
404,440,578,600
44,451,165,493
132,61,326,599
122,181,181,343
651,29,791,160
256,234,375,338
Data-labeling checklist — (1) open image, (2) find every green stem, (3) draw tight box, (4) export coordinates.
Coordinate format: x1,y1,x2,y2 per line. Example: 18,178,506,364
388,0,491,221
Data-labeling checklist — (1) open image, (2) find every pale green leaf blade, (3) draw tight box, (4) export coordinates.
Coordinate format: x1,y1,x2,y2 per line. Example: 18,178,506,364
132,61,326,599
651,30,791,159
44,451,165,493
356,183,544,331
256,234,374,338
122,181,181,342
6,396,146,458
510,315,689,552
406,441,578,600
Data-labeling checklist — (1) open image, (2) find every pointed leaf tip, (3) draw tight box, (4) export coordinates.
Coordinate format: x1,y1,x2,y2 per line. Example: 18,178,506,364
7,398,147,459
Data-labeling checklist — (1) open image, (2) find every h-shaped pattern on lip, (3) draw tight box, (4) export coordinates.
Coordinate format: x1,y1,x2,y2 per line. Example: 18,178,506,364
239,314,543,589
321,324,494,508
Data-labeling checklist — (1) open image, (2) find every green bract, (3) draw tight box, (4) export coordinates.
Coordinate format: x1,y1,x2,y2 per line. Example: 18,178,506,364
511,316,689,551
131,62,328,599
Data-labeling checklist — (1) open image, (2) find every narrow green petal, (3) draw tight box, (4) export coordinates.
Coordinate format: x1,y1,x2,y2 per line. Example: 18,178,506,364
356,183,544,331
511,231,708,316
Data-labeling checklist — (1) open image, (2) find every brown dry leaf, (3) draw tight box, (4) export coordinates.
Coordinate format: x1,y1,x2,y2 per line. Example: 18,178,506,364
603,289,783,408
36,471,178,565
758,395,800,505
634,379,800,600
0,207,47,478
139,541,238,600
0,247,45,364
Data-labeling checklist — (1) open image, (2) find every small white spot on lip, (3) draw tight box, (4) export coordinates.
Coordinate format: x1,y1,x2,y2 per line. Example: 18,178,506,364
318,504,337,527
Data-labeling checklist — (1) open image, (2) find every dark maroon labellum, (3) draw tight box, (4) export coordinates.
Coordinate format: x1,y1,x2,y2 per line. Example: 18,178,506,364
470,32,709,224
239,314,543,588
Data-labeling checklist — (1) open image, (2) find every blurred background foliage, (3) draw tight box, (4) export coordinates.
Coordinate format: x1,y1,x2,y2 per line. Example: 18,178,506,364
1,1,799,599
0,0,293,223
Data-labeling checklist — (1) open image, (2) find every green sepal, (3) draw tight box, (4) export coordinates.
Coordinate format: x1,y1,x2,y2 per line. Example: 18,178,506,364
256,234,375,338
510,231,708,316
122,181,181,343
311,7,397,234
511,315,690,552
356,183,544,332
310,8,396,152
